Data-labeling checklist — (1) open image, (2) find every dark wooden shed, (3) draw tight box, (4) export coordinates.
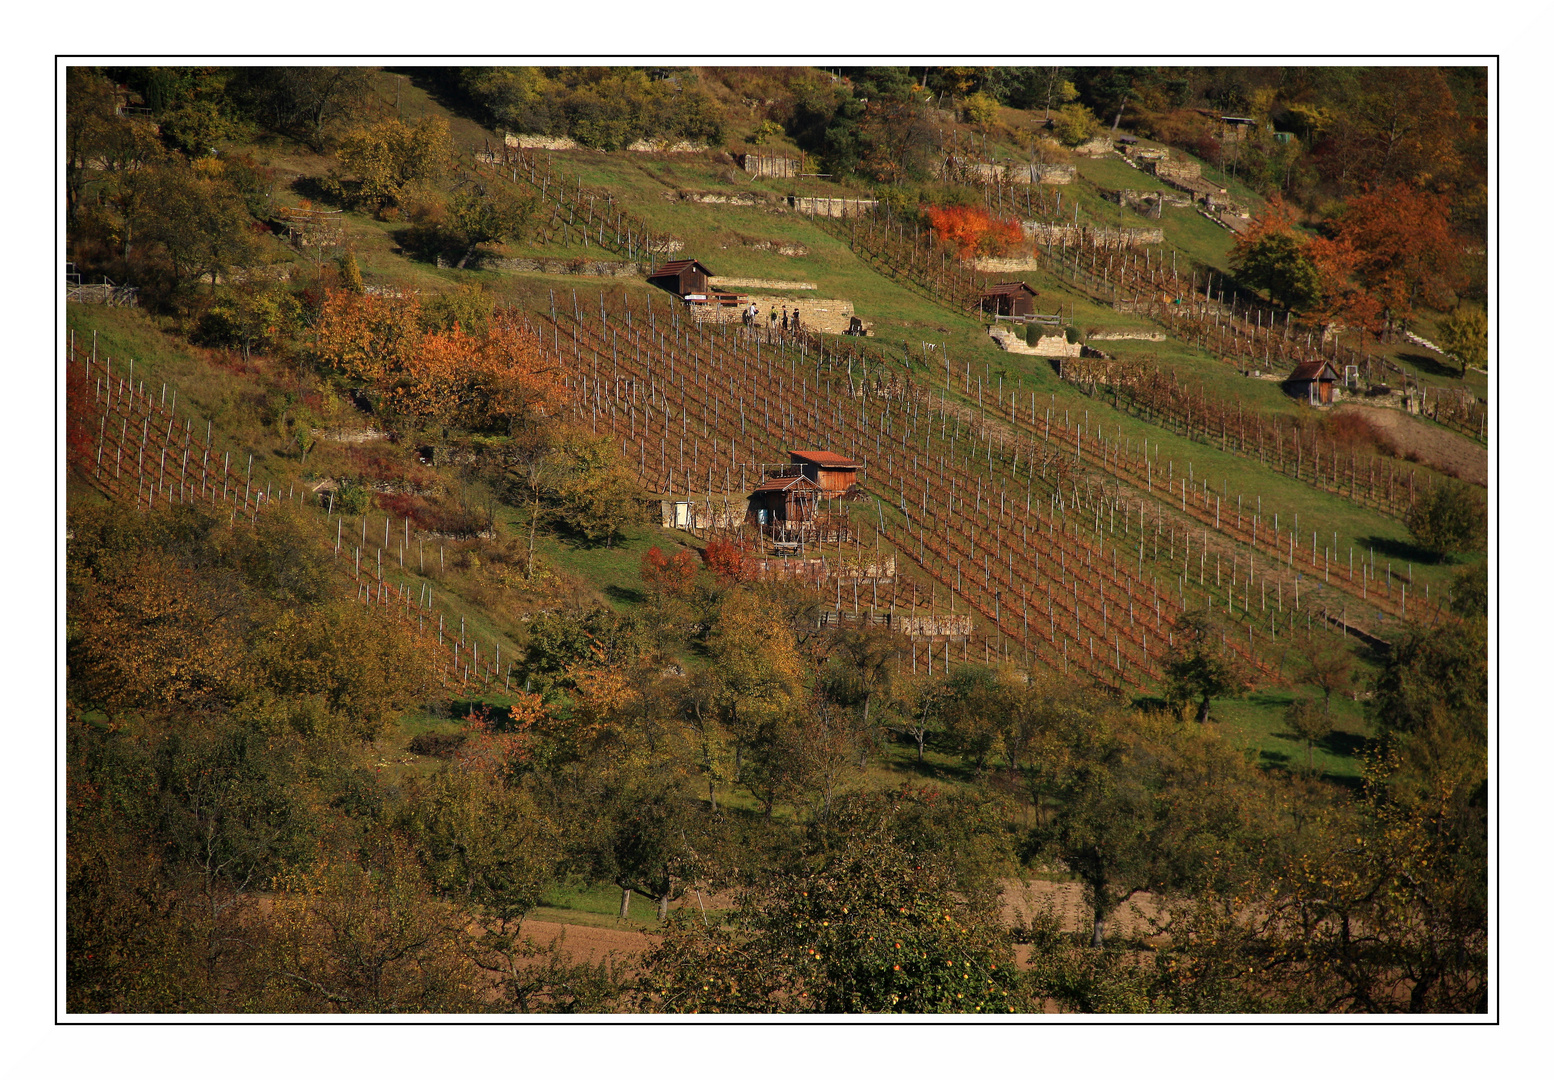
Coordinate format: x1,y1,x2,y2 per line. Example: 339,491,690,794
789,449,861,495
1284,360,1340,406
979,281,1039,318
747,474,822,527
647,258,714,298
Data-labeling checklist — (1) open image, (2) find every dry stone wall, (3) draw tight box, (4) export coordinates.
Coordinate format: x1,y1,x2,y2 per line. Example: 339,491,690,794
708,276,817,291
491,257,644,277
790,196,878,217
968,256,1043,273
1020,222,1164,247
737,153,803,178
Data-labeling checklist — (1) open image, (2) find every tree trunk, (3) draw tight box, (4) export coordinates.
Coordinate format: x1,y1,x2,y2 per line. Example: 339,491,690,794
456,245,478,270
618,886,632,920
915,730,926,763
657,890,671,922
1196,694,1212,723
1091,909,1107,948
526,491,541,574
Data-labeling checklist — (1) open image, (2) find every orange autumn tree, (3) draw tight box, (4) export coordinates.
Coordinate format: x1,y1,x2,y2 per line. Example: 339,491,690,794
925,205,1023,259
1328,181,1464,329
314,290,562,431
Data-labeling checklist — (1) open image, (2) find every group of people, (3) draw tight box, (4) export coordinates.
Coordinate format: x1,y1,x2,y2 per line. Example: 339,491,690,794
742,301,801,334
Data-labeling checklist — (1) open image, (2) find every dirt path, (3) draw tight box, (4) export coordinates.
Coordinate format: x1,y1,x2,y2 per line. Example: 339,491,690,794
1000,879,1165,938
522,918,656,963
1335,404,1487,486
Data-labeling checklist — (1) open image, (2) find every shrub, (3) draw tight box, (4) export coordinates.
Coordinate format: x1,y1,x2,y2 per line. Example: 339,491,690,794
702,538,752,585
332,479,372,515
408,731,468,758
1404,482,1484,560
924,204,1022,259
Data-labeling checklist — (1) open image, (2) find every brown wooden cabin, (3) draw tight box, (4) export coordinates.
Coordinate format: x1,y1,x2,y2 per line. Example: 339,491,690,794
789,449,861,495
647,258,714,298
747,473,822,527
979,281,1038,318
1284,360,1340,406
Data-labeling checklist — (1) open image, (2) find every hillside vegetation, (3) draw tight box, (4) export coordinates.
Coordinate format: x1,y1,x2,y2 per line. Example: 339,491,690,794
65,64,1488,1015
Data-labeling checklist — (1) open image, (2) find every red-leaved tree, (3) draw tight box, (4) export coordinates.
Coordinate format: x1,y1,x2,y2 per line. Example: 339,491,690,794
640,546,699,599
702,538,753,585
925,205,1023,259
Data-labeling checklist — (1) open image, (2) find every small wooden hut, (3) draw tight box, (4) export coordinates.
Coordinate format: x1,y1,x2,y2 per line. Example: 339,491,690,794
1284,360,1340,406
747,474,822,527
647,258,714,299
788,450,861,495
979,281,1039,318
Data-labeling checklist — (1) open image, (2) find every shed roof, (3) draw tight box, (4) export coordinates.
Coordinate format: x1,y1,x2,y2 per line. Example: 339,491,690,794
791,449,861,469
981,281,1038,297
1287,360,1339,382
751,474,823,494
649,258,714,278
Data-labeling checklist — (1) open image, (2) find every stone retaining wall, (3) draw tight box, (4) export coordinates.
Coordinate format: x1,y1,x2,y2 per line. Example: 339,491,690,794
667,191,765,206
968,256,1043,273
491,257,643,277
708,276,817,291
1020,222,1164,247
503,132,707,153
989,327,1081,357
1088,329,1166,341
790,196,877,217
692,296,857,334
737,153,803,178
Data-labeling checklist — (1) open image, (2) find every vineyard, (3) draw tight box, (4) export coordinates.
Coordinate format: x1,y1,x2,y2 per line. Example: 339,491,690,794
814,198,1486,444
1056,355,1469,517
528,287,1438,688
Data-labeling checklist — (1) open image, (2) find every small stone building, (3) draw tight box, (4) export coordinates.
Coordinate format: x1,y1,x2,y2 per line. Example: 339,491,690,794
789,450,861,495
647,258,714,299
1284,360,1340,406
979,281,1039,318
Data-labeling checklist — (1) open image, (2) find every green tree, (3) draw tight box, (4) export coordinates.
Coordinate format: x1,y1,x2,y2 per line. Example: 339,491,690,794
634,791,1028,1014
448,184,536,269
551,435,640,548
1295,633,1354,715
1030,711,1262,947
326,116,452,212
1403,482,1484,560
1162,613,1245,722
1447,561,1488,619
1231,231,1322,311
1435,305,1487,376
1052,103,1101,146
1283,696,1332,772
194,278,303,362
228,66,375,149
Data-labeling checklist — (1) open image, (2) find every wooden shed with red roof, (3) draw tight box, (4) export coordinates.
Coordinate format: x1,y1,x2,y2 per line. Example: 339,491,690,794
647,258,714,299
789,449,861,495
1284,360,1340,406
979,281,1038,318
746,473,822,527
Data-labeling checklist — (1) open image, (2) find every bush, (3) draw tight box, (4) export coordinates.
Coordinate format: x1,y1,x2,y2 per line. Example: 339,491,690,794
1404,482,1484,560
408,731,468,758
331,479,373,516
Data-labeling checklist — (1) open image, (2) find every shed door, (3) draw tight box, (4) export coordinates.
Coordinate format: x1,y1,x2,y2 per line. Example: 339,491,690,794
674,502,691,527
